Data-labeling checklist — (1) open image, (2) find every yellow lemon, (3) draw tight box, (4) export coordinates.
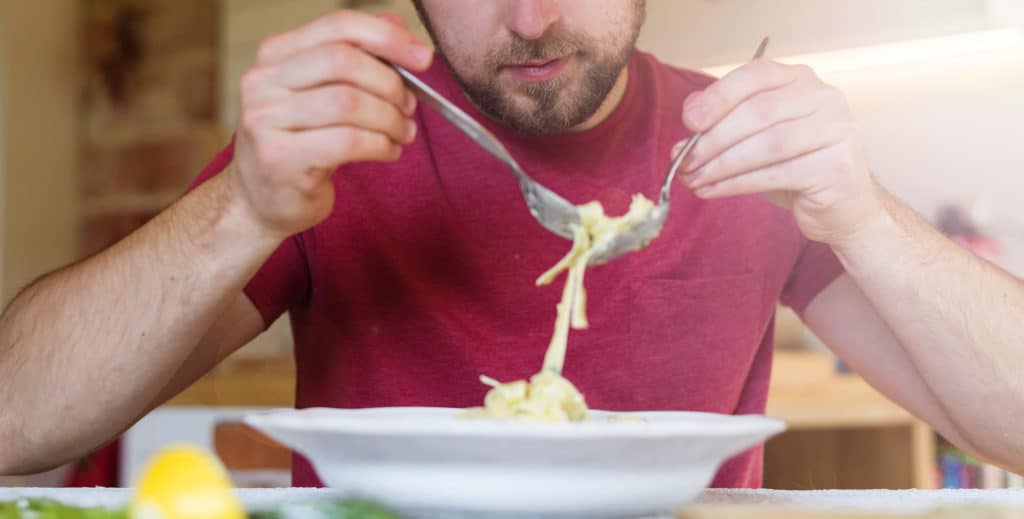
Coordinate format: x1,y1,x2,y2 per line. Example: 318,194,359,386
131,445,244,519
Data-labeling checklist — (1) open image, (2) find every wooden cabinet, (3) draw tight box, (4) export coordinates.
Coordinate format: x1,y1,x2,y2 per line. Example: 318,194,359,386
765,351,934,489
167,357,296,407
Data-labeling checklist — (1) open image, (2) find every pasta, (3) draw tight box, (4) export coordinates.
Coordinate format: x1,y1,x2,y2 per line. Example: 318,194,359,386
464,195,658,422
459,372,588,422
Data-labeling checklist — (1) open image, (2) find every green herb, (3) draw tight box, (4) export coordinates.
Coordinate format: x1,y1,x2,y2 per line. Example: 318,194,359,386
316,500,398,519
0,501,21,519
0,498,398,519
0,499,125,519
250,500,400,519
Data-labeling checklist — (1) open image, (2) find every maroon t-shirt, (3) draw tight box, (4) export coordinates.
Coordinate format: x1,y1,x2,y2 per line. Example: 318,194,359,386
192,50,845,488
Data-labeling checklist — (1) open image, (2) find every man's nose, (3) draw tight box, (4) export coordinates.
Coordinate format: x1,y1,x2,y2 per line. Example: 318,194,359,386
505,0,561,40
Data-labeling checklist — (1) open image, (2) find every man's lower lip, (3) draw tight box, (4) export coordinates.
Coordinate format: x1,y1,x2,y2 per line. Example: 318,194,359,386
504,56,571,82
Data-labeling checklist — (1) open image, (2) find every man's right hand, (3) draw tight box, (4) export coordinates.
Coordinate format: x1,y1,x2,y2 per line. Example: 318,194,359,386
228,10,433,240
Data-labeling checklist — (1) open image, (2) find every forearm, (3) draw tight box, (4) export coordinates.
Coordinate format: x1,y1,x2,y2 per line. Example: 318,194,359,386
833,183,1024,469
0,168,279,473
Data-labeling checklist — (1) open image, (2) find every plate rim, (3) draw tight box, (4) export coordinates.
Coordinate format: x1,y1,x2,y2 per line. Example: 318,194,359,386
243,406,787,440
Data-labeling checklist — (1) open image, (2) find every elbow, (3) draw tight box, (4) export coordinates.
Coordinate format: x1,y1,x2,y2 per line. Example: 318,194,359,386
0,417,107,477
0,423,26,476
969,443,1024,477
949,417,1024,475
0,421,40,477
0,443,60,478
0,457,18,478
0,428,21,476
0,448,72,478
976,438,1024,475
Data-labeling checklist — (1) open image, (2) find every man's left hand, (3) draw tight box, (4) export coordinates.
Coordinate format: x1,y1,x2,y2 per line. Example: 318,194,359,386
677,59,882,245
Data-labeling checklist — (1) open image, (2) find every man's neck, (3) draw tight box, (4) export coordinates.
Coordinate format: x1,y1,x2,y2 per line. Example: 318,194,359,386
568,66,630,133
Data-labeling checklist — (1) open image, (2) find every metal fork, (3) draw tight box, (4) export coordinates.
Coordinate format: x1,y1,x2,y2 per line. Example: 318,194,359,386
392,65,582,239
587,36,771,265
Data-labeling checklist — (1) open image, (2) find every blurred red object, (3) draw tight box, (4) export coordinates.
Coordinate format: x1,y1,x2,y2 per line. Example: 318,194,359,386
966,235,1002,264
936,205,1002,265
65,440,120,487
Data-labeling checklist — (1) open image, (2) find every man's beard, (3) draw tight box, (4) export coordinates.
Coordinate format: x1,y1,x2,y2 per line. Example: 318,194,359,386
413,2,645,135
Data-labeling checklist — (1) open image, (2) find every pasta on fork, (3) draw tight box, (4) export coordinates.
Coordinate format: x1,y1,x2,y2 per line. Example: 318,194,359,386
463,194,658,422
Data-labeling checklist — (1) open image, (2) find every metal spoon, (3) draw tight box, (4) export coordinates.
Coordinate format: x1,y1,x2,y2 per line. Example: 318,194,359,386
588,36,771,266
393,65,582,239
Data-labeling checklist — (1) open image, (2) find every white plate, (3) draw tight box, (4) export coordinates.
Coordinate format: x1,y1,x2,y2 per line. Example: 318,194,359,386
244,407,785,517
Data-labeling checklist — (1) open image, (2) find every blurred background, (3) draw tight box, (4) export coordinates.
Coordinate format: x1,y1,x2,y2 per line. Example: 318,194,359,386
1,0,1022,491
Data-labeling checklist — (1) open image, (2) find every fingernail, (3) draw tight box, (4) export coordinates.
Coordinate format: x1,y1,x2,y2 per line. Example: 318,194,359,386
682,169,703,186
695,184,714,197
681,153,699,173
685,97,709,130
670,141,686,159
379,12,407,29
403,90,417,115
410,43,433,67
406,120,417,142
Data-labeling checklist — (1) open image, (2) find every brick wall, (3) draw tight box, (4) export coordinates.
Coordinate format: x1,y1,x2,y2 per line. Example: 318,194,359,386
81,0,225,256
80,0,297,362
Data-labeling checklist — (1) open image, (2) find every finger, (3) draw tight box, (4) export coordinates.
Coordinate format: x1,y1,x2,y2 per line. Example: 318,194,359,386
682,85,818,173
290,126,402,172
273,42,413,112
692,147,835,199
670,139,688,159
684,113,848,190
257,10,432,71
666,134,698,179
378,12,409,30
683,60,804,132
272,85,415,144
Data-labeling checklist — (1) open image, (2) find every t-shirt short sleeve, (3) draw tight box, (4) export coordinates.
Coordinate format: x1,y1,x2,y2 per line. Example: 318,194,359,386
779,239,847,317
187,140,309,329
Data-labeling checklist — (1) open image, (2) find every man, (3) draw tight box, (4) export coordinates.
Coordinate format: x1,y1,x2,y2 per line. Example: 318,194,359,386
1,0,1023,488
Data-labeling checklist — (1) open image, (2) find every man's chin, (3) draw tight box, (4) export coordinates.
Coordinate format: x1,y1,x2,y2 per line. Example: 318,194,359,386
460,78,589,133
504,112,586,135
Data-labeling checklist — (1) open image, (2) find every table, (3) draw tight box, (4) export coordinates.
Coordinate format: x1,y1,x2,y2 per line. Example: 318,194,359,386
3,488,1024,518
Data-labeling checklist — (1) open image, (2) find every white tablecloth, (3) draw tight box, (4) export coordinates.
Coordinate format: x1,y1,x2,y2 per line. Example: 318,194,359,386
3,487,1024,517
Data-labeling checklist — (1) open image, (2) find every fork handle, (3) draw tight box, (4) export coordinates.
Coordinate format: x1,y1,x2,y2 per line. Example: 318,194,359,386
661,131,701,204
661,37,770,204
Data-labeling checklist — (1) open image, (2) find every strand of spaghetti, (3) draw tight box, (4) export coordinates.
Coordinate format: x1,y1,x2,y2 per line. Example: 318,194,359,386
535,231,584,286
542,225,589,373
570,248,598,329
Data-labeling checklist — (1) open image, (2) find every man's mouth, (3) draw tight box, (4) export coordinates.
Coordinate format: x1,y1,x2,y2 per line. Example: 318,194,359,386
503,55,572,83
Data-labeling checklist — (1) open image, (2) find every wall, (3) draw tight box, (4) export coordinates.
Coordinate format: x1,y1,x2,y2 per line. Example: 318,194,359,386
0,0,81,302
220,0,341,128
0,0,7,298
827,43,1024,274
80,0,293,362
81,0,223,257
637,0,991,68
219,0,430,126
